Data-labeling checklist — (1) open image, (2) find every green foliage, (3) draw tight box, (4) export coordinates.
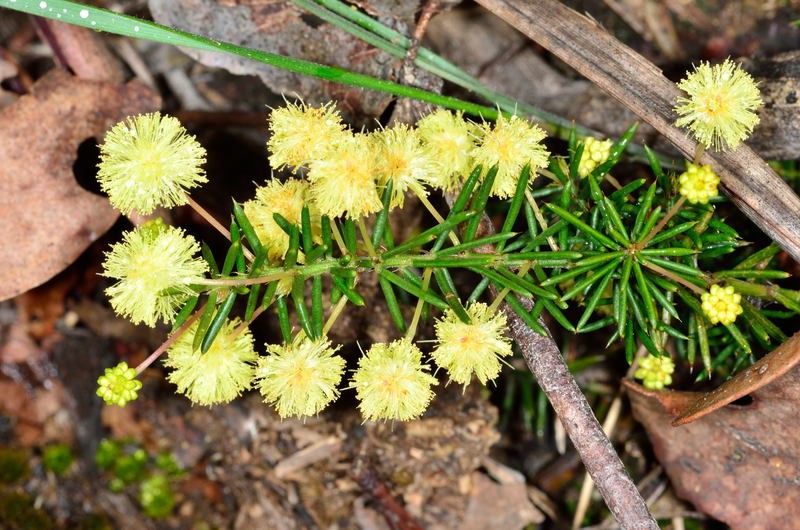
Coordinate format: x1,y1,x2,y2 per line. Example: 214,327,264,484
95,439,183,519
138,475,175,519
0,448,28,484
0,491,54,530
42,444,73,476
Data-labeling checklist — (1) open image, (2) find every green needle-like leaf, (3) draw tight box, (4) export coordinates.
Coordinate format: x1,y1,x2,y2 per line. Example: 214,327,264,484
192,292,218,352
378,275,406,332
378,270,448,310
171,296,199,332
561,258,620,302
233,202,263,255
275,296,293,343
201,291,237,353
545,204,619,250
576,265,616,331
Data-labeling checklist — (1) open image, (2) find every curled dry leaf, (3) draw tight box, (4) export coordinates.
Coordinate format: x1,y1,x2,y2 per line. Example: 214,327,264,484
624,354,800,530
0,69,160,301
673,331,800,425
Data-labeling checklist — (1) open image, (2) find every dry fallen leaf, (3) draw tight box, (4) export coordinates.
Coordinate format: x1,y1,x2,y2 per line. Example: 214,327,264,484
625,362,800,530
673,331,800,425
0,69,160,301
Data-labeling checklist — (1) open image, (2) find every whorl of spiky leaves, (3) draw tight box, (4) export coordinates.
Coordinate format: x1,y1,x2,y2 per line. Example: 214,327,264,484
96,362,142,406
244,179,320,262
471,114,550,198
351,339,437,422
577,137,613,178
678,163,719,204
255,338,345,418
431,302,513,387
675,59,763,151
634,355,675,390
416,109,478,191
701,284,743,326
306,132,383,219
369,124,436,209
101,219,208,327
267,100,348,170
97,113,207,215
164,319,257,406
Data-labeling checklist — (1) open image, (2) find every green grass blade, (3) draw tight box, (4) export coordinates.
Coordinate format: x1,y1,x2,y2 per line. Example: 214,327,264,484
2,0,500,118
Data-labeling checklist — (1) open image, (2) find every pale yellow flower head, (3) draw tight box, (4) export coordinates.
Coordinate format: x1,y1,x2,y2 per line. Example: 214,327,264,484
678,163,719,204
101,219,208,327
634,355,675,390
267,100,348,170
351,339,437,422
471,114,550,198
165,318,257,406
416,109,478,191
98,113,207,215
675,59,763,151
577,137,613,178
244,178,320,262
255,338,345,418
307,132,383,219
431,302,513,387
369,124,436,208
701,284,743,326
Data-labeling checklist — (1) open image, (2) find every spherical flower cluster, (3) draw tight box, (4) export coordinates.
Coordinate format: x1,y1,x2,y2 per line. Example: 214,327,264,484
678,163,720,204
98,112,207,215
164,318,257,406
674,59,763,151
701,284,743,326
577,137,613,178
369,124,436,208
97,362,142,406
634,355,675,390
431,302,513,386
244,179,320,262
471,114,550,198
267,100,348,170
351,339,437,422
416,109,478,190
255,338,345,418
101,219,208,327
307,132,383,219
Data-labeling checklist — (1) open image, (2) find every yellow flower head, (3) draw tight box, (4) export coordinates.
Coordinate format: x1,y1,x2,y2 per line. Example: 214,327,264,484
369,124,436,209
255,338,345,418
98,113,207,215
416,109,478,191
165,319,257,406
675,59,763,151
577,137,613,178
431,302,513,386
267,100,348,170
634,355,675,390
678,163,719,204
96,362,142,406
471,114,550,198
102,219,208,327
351,339,437,422
307,132,383,219
701,284,743,326
244,178,320,262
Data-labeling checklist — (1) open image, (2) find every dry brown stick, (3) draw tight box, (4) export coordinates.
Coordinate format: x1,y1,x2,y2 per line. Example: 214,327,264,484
475,0,800,265
505,304,658,530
